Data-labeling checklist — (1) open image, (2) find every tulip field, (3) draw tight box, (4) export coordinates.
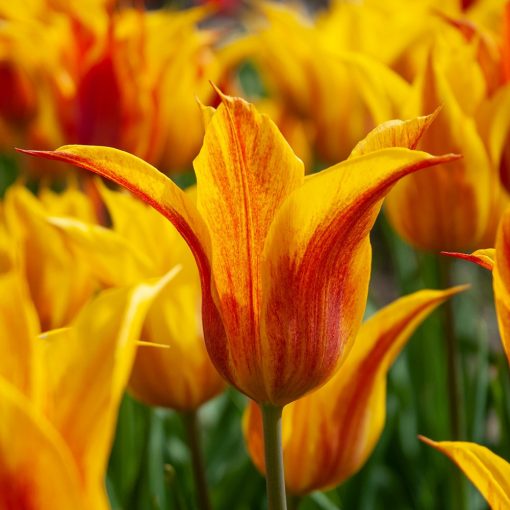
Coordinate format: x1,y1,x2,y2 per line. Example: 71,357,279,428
2,0,510,509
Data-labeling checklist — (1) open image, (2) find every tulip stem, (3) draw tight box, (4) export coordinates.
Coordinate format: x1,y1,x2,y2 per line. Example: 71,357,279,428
261,403,287,510
181,409,211,510
439,256,464,440
439,256,467,510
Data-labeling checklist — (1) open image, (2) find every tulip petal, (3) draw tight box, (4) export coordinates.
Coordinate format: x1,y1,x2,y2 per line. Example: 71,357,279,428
193,93,304,401
18,146,227,371
0,268,42,402
420,437,510,509
349,109,440,158
442,249,495,271
17,146,211,278
4,185,96,329
260,148,460,404
0,377,86,510
41,271,176,506
48,216,153,286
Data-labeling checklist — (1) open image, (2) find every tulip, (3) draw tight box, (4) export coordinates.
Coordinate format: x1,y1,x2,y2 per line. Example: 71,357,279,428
22,91,459,509
0,258,172,509
385,14,510,252
421,209,510,509
244,286,466,496
0,2,224,173
3,184,97,330
21,91,459,406
228,3,412,163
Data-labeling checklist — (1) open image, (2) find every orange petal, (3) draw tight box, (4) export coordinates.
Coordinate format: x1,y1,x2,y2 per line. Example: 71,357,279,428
442,249,495,271
259,149,460,405
420,437,510,509
18,145,227,381
193,92,304,403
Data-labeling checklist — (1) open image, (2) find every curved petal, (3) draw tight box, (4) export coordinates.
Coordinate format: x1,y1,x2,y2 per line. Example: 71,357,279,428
349,109,440,158
17,146,211,278
0,268,42,403
420,437,510,510
42,273,175,506
260,148,460,405
245,286,466,494
193,92,304,402
442,249,495,271
0,377,85,510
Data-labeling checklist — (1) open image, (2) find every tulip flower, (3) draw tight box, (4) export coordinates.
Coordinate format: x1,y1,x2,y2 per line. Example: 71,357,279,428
0,258,173,509
243,286,466,496
421,209,510,509
0,2,225,173
3,184,97,330
385,13,510,252
48,183,225,412
22,91,459,509
227,3,412,163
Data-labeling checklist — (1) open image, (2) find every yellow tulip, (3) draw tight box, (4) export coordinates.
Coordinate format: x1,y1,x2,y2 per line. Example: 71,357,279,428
3,184,97,330
0,259,171,509
243,286,466,495
48,183,225,411
386,12,510,252
229,3,412,164
22,91,459,407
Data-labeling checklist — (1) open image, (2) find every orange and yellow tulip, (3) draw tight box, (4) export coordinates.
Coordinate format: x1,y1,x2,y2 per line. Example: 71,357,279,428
0,258,171,509
224,3,412,164
22,91,459,406
48,183,225,411
2,184,97,330
386,8,510,252
0,2,224,173
244,286,466,495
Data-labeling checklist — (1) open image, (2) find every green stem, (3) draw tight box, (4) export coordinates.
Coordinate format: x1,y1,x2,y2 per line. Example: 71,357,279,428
438,256,463,440
261,404,287,510
438,256,466,510
181,409,212,510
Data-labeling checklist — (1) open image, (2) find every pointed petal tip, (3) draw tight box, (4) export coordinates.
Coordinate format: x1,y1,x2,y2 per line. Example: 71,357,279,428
418,435,437,447
441,251,494,271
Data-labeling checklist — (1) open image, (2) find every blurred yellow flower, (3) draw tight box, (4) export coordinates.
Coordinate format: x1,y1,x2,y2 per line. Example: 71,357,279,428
386,8,510,251
0,257,170,509
2,184,97,330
